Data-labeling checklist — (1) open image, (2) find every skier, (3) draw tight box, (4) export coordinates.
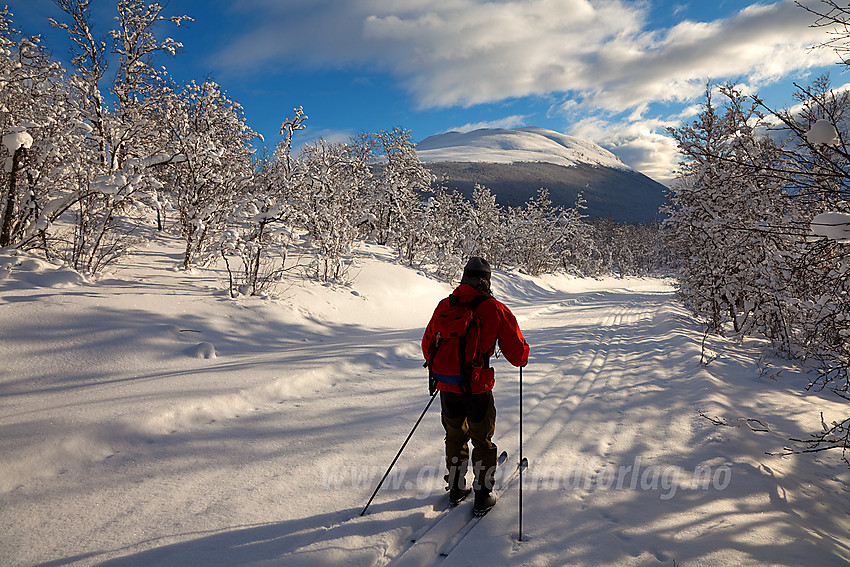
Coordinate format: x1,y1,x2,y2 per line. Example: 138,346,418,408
422,257,530,516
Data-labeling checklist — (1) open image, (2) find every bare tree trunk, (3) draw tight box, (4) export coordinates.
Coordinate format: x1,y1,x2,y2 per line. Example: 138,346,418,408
183,233,193,270
0,146,28,247
250,221,267,295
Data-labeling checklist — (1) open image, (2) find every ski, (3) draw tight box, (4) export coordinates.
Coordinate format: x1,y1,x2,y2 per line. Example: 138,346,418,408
439,456,529,557
410,450,508,543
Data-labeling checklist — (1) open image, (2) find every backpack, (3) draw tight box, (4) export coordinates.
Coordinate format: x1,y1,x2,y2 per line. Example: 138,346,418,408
425,294,493,396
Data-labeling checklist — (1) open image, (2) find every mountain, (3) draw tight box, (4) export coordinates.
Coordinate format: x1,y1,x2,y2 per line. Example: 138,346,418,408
415,127,667,224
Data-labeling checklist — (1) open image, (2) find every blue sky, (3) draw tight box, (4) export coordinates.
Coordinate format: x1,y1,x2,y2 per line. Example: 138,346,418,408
9,0,844,182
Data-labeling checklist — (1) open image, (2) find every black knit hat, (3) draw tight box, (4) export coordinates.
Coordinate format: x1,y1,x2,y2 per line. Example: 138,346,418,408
461,256,491,292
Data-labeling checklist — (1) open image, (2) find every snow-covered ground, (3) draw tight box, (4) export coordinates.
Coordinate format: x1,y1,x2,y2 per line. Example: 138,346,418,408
1,236,849,566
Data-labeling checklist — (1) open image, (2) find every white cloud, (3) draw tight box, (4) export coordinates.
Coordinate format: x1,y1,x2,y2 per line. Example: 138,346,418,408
569,115,682,184
579,1,835,112
217,0,835,112
215,0,841,180
291,128,356,156
445,114,533,133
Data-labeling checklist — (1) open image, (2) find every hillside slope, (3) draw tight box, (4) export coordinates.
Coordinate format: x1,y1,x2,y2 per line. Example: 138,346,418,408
416,127,667,223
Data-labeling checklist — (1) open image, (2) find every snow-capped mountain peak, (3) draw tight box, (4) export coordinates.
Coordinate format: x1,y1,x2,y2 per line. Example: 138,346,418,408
415,126,629,170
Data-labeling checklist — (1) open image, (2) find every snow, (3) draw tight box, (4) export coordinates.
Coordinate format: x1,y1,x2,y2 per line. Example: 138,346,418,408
805,119,840,146
810,211,850,243
1,237,849,566
2,129,33,153
415,127,630,170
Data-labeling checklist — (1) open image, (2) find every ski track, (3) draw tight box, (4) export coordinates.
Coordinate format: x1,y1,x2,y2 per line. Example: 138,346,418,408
432,294,695,565
381,297,659,566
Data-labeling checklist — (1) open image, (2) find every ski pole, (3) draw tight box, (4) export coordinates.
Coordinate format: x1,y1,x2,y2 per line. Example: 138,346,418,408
519,364,524,542
360,391,438,516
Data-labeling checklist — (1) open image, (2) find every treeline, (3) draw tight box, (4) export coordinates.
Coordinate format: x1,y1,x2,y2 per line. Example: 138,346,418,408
0,2,666,297
665,76,850,461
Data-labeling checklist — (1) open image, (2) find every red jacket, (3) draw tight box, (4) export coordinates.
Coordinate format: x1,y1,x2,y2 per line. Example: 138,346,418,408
422,284,530,394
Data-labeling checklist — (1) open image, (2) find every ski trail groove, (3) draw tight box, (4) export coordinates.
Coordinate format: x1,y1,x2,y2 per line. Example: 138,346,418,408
382,296,656,565
514,304,631,465
516,301,655,505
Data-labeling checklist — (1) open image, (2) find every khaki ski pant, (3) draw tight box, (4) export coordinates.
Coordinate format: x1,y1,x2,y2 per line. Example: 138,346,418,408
440,390,498,491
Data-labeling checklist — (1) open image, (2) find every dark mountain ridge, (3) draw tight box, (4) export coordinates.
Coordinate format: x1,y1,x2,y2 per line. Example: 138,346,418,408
415,127,668,224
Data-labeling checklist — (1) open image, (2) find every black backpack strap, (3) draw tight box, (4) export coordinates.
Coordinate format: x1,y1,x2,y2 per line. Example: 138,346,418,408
425,335,442,396
457,293,493,396
469,293,492,309
448,292,492,309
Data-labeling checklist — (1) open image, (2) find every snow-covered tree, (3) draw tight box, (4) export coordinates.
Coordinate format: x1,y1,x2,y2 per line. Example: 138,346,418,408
504,188,586,276
552,192,593,274
29,0,192,274
50,0,190,172
220,174,300,297
589,219,668,276
48,0,109,168
156,80,256,269
666,84,791,337
220,110,307,297
278,106,306,179
462,184,506,268
0,8,66,248
364,127,433,257
417,187,469,280
766,79,850,373
801,0,850,67
666,74,850,463
295,137,371,281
